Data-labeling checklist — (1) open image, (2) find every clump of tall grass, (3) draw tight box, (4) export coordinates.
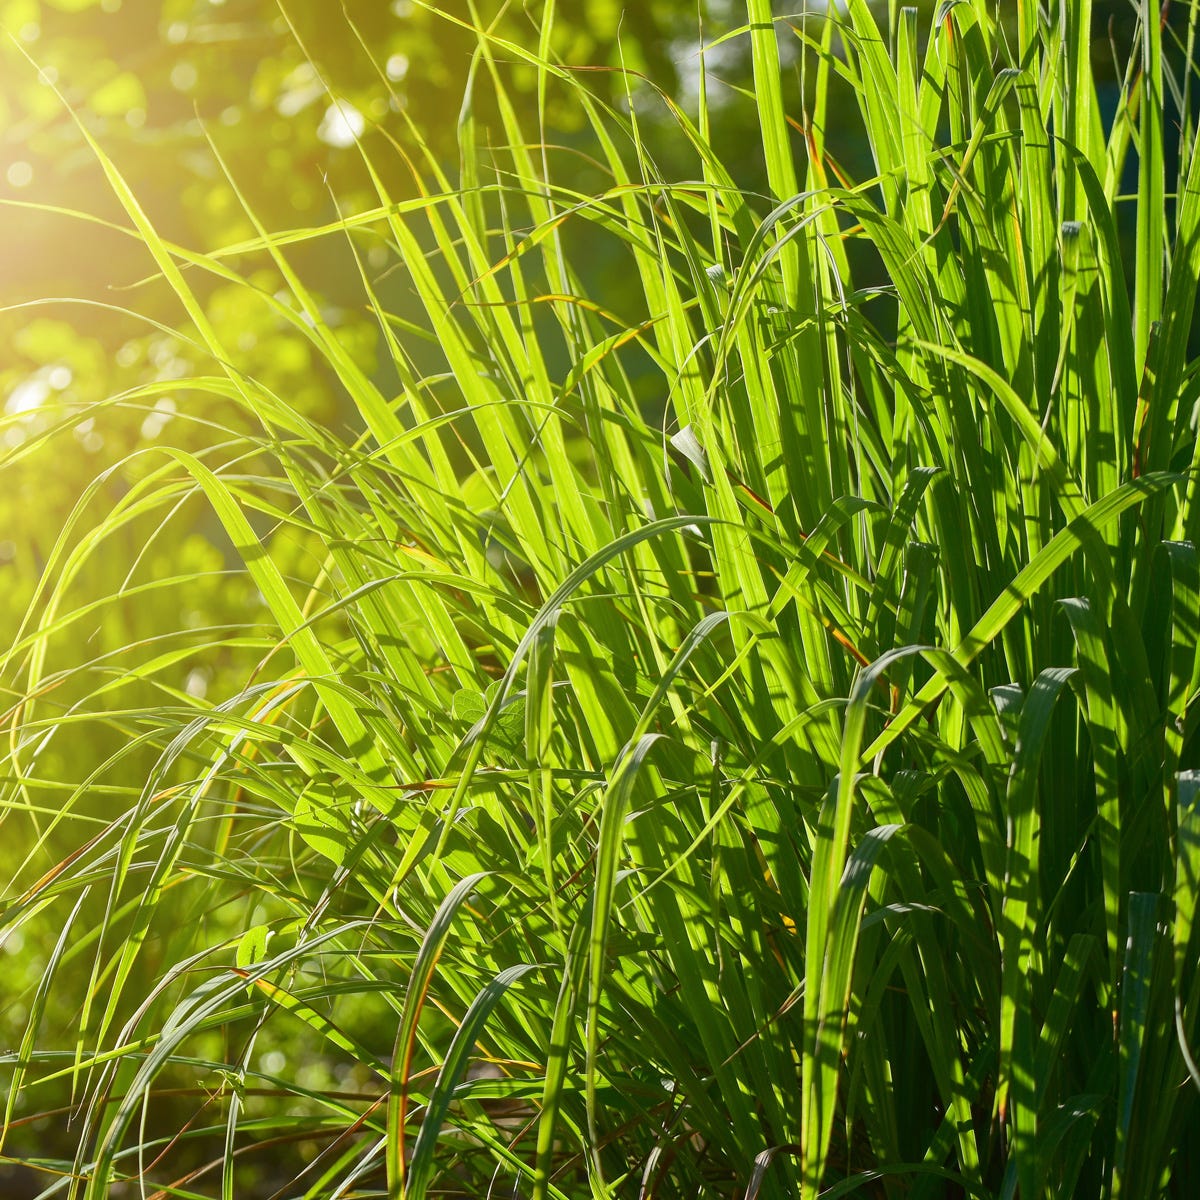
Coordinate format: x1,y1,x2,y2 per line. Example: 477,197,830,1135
4,0,1200,1196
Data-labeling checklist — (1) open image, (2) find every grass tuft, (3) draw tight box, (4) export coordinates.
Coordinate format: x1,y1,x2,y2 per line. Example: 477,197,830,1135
4,2,1200,1196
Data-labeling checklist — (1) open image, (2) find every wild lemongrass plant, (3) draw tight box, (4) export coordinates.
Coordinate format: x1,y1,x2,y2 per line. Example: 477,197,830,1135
4,0,1200,1196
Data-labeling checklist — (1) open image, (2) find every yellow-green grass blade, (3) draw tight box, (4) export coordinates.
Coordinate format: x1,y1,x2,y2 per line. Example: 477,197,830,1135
865,472,1180,763
404,963,538,1200
993,667,1076,1195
